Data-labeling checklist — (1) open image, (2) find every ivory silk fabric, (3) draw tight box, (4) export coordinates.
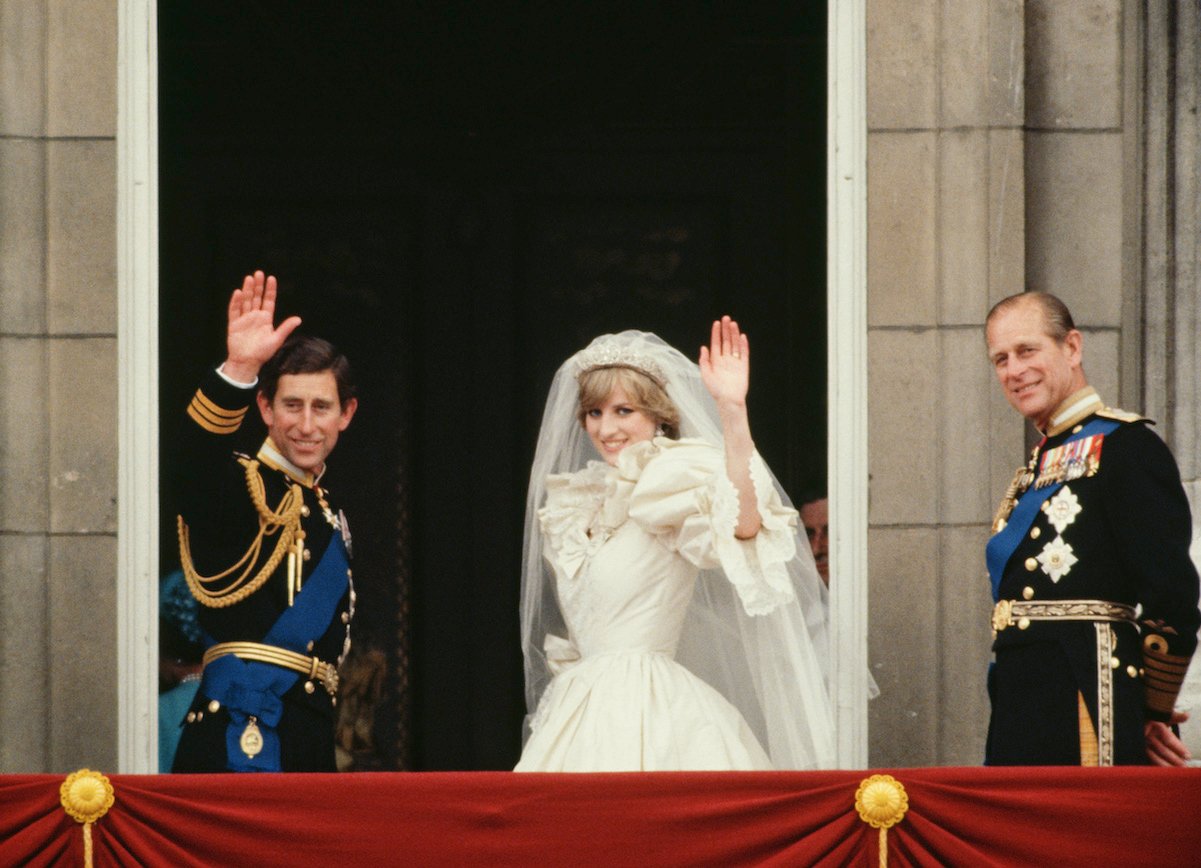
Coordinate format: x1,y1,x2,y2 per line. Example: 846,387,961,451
515,437,800,772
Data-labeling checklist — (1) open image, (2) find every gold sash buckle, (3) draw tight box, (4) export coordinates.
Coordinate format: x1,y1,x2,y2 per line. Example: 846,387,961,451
203,641,339,695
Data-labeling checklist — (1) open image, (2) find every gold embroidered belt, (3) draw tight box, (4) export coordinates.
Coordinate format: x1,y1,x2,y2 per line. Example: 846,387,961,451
991,599,1137,634
203,641,339,695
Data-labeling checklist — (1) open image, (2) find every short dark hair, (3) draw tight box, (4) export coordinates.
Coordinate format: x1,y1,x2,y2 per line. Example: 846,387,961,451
796,489,827,509
986,292,1077,343
259,335,356,407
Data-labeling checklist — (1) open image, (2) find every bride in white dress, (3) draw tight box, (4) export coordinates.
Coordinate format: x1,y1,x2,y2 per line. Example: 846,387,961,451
515,318,836,772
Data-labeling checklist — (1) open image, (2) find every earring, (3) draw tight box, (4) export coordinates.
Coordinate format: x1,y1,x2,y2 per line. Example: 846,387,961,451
655,426,665,437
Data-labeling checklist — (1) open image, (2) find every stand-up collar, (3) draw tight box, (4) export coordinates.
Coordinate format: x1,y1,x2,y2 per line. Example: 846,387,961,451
1043,386,1104,438
257,437,324,488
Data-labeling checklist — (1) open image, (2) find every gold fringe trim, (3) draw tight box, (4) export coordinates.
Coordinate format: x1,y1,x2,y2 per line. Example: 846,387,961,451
855,774,909,867
60,769,114,868
1078,691,1099,766
178,458,304,608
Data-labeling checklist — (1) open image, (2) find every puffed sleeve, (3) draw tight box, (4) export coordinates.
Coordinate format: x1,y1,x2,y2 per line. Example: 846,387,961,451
624,438,799,615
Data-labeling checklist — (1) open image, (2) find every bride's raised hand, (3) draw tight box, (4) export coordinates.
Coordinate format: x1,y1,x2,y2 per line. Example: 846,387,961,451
698,315,750,407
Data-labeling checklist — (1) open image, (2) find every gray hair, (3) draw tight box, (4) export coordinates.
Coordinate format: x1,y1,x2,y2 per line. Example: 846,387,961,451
986,291,1077,343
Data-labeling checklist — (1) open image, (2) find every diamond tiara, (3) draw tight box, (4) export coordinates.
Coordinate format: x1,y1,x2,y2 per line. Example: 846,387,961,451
573,343,668,387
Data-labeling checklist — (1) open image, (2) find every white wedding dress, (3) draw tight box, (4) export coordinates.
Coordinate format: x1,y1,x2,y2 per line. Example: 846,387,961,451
515,437,802,772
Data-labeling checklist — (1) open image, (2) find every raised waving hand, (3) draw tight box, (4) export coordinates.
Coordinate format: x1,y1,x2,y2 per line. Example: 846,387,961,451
699,316,760,538
222,270,302,383
699,315,750,408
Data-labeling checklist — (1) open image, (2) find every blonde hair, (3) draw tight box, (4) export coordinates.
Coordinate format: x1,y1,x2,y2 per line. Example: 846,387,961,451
576,366,680,439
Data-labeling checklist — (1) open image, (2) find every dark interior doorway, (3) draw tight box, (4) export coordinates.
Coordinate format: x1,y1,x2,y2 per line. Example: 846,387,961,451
158,2,827,770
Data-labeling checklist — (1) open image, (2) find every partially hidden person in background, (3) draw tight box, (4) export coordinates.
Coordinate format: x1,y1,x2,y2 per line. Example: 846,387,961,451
798,491,829,587
158,569,203,771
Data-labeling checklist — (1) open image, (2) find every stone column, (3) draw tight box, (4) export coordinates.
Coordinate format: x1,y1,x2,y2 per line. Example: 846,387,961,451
1024,0,1128,404
0,0,119,773
1141,0,1201,756
866,0,1025,765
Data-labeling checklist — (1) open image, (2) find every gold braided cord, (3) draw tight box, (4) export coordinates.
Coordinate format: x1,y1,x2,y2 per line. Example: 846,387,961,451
991,446,1040,533
178,459,305,609
990,466,1024,533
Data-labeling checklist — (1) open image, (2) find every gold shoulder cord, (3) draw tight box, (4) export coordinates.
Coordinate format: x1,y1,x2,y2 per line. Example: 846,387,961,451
991,446,1040,534
177,458,304,608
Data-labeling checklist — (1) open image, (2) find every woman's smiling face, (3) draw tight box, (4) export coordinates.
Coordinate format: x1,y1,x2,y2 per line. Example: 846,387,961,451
583,384,658,465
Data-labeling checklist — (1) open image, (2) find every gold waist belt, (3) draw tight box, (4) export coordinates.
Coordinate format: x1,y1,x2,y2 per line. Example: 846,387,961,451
203,641,339,695
992,599,1137,634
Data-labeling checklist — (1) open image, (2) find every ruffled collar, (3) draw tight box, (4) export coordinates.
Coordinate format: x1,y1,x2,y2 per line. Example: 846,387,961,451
539,439,665,579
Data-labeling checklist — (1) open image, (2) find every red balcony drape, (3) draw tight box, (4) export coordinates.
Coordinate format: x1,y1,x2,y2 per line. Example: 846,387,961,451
3,767,1199,867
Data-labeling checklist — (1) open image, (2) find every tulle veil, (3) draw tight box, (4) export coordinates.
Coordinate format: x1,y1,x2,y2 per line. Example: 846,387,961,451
519,329,838,769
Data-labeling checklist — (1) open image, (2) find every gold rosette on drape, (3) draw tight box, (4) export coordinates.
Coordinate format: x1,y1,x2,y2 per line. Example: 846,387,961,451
855,774,909,867
60,769,115,868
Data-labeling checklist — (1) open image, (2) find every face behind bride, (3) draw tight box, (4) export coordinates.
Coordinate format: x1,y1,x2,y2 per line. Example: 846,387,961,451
577,366,680,466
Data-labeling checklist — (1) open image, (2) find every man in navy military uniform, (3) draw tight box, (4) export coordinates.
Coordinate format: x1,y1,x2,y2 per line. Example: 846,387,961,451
171,270,359,772
984,291,1200,766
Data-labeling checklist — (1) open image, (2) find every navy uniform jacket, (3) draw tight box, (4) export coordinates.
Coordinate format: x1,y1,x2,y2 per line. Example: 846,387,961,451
986,388,1200,765
170,367,354,772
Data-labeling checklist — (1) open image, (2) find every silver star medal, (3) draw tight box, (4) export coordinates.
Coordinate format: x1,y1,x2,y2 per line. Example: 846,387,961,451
1045,486,1082,535
1037,535,1078,583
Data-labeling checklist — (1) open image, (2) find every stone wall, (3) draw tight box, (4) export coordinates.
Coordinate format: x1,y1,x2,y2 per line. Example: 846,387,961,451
0,0,118,773
864,0,1159,765
1140,0,1201,755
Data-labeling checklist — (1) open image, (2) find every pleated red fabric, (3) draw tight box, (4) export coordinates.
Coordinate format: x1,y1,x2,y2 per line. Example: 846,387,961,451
3,767,1199,867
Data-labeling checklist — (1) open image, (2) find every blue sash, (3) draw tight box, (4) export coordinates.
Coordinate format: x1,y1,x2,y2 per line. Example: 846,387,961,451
199,533,349,771
985,418,1119,601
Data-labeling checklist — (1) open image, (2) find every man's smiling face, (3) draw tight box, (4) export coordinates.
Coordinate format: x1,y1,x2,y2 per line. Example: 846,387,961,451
986,299,1084,430
257,370,357,472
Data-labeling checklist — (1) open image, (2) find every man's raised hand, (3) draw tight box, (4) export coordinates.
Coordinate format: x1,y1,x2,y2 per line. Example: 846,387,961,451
223,270,302,382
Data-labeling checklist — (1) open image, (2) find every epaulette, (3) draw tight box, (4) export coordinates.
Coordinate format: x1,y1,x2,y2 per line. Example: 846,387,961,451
1095,407,1150,425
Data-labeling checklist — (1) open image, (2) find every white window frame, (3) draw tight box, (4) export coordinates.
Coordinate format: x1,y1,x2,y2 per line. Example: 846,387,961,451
116,0,160,772
826,0,869,768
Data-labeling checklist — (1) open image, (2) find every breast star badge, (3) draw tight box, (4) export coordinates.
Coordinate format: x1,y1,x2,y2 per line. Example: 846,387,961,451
1037,535,1078,583
1045,486,1082,535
